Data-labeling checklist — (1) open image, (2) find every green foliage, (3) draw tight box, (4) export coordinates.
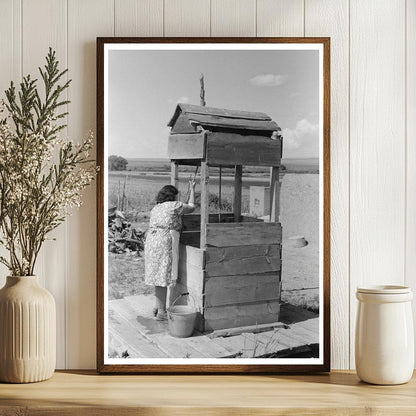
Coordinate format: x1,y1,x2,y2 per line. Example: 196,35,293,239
0,48,96,276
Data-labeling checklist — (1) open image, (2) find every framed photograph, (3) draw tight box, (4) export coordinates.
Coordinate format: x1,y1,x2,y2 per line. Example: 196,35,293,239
97,37,330,373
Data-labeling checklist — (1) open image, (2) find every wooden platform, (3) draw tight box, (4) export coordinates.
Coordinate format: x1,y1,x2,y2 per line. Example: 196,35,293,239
108,295,319,359
1,371,416,415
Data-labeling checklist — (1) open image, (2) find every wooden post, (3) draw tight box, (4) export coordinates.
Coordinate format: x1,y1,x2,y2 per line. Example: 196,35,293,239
171,162,179,188
269,166,280,222
117,180,121,210
200,161,209,248
122,175,127,211
233,165,242,222
200,74,206,107
218,166,222,222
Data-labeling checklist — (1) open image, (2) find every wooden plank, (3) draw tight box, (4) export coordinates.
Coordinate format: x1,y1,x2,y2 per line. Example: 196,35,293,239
305,0,350,372
254,329,305,350
171,161,178,188
211,0,256,37
204,300,281,331
168,133,205,160
296,318,320,334
349,0,406,369
200,161,209,248
279,302,318,324
257,0,304,36
238,333,266,357
113,298,207,358
208,322,286,339
182,213,234,231
206,244,280,264
210,334,249,357
164,0,210,36
204,273,281,307
233,165,242,222
23,0,68,369
122,296,231,358
171,103,272,121
206,222,282,247
206,132,281,167
182,214,260,231
290,322,319,345
115,0,163,36
186,113,278,131
406,0,416,367
178,244,204,269
179,231,200,247
4,371,416,412
177,257,204,301
241,215,264,223
67,0,114,370
269,167,280,222
109,305,168,358
205,245,281,277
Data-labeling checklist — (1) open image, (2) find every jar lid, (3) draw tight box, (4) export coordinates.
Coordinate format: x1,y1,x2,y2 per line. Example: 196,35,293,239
357,285,411,294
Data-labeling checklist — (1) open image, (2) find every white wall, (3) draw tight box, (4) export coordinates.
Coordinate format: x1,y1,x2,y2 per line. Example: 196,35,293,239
0,0,414,370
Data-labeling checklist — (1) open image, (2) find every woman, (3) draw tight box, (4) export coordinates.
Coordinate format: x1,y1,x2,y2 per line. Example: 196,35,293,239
144,177,195,320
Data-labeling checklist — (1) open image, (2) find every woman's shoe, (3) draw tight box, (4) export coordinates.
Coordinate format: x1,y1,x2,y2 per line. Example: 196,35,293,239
155,311,168,321
152,307,158,317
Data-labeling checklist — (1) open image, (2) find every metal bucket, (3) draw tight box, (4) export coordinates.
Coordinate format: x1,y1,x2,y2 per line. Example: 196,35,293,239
167,293,197,338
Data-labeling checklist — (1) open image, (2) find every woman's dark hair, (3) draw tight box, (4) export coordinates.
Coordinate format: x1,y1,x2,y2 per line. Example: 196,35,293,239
156,185,178,204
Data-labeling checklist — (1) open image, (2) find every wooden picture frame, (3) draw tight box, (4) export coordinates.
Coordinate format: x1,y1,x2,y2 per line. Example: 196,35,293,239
97,37,330,373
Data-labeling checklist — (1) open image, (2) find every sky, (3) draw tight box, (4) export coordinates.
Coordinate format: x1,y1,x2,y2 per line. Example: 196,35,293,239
108,48,319,159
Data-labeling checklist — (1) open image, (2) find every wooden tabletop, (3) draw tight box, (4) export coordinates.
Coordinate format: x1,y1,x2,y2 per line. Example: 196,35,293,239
0,370,415,415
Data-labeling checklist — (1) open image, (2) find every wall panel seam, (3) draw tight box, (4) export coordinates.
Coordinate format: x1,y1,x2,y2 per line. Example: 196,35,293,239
404,0,408,286
64,0,69,369
209,0,212,36
20,0,23,79
303,0,305,36
348,0,351,370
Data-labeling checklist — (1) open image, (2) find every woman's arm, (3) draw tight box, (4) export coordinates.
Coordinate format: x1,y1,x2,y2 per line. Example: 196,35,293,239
182,177,196,214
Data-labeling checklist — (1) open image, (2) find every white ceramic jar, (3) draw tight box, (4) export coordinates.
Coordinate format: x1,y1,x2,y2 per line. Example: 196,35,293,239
355,285,414,385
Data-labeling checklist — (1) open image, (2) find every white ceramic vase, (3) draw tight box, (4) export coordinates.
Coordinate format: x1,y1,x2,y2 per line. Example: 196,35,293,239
0,276,56,383
355,285,414,385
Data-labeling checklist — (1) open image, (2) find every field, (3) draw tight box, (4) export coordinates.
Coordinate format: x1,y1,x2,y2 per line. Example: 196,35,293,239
122,157,319,174
108,168,319,312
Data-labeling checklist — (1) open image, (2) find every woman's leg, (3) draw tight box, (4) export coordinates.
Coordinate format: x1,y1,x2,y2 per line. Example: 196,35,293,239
155,286,168,319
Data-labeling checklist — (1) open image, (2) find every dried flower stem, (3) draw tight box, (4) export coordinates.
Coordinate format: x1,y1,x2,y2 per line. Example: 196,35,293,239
0,48,96,276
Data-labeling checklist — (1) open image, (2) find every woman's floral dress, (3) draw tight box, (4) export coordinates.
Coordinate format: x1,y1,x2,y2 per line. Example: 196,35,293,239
144,201,185,287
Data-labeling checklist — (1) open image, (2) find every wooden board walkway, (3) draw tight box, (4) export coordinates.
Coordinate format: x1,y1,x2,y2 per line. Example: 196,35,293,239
108,294,319,359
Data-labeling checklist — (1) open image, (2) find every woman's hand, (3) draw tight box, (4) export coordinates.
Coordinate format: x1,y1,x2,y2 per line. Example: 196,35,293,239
189,175,196,189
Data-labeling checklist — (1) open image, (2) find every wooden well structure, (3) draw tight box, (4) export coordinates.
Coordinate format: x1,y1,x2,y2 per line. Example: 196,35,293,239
167,104,283,333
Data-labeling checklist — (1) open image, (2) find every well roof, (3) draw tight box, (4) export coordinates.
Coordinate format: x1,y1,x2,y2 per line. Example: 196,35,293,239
167,104,280,132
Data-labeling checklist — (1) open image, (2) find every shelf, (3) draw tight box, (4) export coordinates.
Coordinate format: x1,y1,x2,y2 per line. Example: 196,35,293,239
0,370,415,415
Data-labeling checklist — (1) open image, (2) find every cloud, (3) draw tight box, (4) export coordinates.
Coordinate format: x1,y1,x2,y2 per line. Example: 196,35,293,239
282,119,319,158
167,96,190,104
248,74,288,87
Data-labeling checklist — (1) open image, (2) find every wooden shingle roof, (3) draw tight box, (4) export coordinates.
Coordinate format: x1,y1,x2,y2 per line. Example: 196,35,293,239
168,104,280,133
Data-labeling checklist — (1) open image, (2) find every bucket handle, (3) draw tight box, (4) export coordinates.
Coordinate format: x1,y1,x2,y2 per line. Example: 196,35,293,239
170,292,196,309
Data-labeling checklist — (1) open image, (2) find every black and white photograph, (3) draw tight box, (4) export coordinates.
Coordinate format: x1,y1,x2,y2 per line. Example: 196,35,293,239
98,39,330,372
